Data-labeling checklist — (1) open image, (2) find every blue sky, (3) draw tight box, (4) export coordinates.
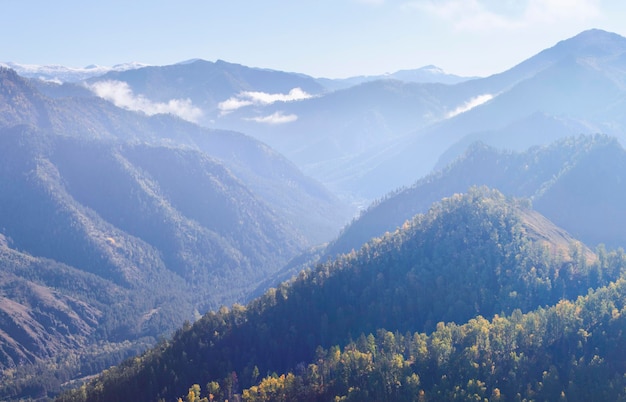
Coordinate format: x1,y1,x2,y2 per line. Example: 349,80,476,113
1,0,625,78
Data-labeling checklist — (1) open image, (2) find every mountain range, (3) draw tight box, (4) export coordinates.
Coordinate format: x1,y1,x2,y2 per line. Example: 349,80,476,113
0,61,149,83
322,28,626,199
2,28,626,401
57,29,626,202
0,66,351,398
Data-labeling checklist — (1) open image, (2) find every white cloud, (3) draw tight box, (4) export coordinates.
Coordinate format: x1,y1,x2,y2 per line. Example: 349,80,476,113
218,97,254,113
404,0,600,32
246,111,298,124
447,94,493,118
218,88,313,114
87,80,203,123
247,88,313,104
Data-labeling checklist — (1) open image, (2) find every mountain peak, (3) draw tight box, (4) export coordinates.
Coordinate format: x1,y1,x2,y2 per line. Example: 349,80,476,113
571,28,624,41
175,58,206,65
481,28,626,92
418,64,445,74
551,28,626,57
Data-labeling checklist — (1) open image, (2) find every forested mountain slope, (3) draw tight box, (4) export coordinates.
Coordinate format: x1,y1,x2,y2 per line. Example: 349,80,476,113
59,188,623,402
327,135,626,259
0,67,350,247
241,275,626,401
0,67,351,399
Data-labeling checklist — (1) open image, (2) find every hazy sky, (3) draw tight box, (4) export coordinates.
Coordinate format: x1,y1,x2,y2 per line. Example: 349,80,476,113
1,0,625,78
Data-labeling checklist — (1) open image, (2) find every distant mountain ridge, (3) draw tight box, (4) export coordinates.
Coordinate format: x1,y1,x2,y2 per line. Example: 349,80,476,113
9,29,626,205
19,30,626,203
13,58,479,204
76,60,479,197
0,61,148,82
3,58,473,88
316,64,475,90
212,29,626,201
322,28,626,199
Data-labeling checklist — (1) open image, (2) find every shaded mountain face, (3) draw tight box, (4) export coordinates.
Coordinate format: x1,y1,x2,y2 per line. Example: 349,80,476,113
61,188,611,402
327,135,626,259
0,124,300,368
0,67,350,247
532,140,626,248
0,66,351,396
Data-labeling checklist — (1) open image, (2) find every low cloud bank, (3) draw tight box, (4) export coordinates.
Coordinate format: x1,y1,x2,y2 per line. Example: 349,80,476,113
87,80,203,123
246,111,298,124
447,94,493,118
219,87,312,114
